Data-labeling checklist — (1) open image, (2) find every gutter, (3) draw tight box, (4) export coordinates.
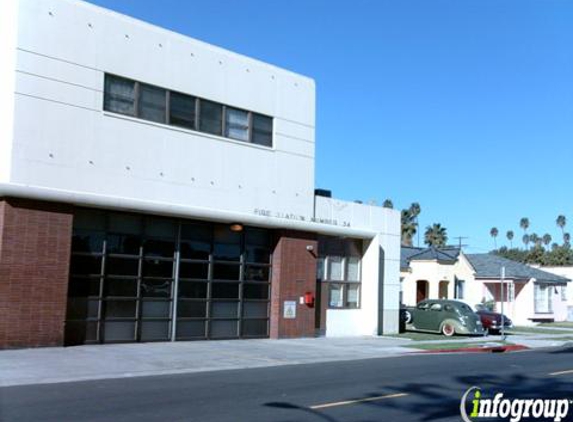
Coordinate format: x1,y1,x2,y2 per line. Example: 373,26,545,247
0,183,377,239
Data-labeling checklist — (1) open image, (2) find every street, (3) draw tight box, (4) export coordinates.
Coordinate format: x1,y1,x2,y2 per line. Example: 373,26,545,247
2,346,573,422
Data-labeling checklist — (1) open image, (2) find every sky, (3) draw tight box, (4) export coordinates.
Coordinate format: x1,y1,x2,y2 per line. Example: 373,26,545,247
86,0,573,252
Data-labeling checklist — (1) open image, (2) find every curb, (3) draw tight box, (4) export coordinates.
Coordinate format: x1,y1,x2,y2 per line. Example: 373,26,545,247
417,344,529,354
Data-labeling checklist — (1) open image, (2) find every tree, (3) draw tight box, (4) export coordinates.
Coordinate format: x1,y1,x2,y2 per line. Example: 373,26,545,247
401,203,421,246
556,215,567,235
490,227,499,248
506,230,514,248
382,199,394,209
410,203,421,246
401,209,416,246
522,234,530,250
520,217,530,234
542,233,552,249
564,233,571,247
424,223,448,247
530,233,541,247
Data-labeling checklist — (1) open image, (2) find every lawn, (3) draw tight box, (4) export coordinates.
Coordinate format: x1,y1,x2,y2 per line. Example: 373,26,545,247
389,331,485,341
410,341,512,351
539,321,573,329
506,326,573,335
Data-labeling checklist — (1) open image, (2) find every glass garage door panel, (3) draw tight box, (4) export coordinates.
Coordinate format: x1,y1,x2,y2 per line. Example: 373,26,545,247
66,210,271,344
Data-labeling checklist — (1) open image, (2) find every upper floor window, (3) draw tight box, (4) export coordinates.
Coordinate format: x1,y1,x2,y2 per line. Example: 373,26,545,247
199,100,223,136
169,92,197,130
104,75,136,116
103,73,273,147
138,84,166,123
225,107,249,142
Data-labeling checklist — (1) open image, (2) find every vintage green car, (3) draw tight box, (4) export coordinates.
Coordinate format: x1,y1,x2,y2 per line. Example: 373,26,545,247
403,299,485,336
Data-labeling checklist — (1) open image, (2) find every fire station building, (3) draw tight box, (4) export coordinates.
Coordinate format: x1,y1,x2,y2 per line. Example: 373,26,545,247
0,0,401,348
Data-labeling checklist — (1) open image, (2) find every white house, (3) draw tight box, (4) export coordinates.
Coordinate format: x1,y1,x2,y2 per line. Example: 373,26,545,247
400,247,570,326
0,0,401,348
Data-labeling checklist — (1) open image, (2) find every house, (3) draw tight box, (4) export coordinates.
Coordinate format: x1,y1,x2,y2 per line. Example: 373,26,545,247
0,0,401,348
532,266,573,321
401,247,570,326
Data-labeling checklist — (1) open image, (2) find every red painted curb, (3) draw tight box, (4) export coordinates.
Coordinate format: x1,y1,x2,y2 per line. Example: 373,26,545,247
418,344,529,354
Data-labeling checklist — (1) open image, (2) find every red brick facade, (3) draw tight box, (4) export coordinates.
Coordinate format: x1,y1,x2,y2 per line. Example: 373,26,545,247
0,199,73,349
270,230,318,339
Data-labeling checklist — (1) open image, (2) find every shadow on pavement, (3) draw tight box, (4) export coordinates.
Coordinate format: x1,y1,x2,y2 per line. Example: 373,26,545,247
264,371,573,422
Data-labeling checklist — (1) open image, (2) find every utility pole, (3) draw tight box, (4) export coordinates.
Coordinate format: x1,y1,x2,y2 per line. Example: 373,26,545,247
452,236,469,249
500,266,506,341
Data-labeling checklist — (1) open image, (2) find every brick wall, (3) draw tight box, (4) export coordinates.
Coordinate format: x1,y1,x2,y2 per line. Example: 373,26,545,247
270,230,318,339
0,199,73,349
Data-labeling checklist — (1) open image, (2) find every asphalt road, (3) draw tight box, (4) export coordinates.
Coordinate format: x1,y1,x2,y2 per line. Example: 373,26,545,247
2,346,573,422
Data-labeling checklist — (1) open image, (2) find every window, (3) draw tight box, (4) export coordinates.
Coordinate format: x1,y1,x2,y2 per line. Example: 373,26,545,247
252,113,273,146
561,285,568,302
104,75,136,116
102,74,273,147
199,100,223,135
138,84,166,123
534,284,552,314
454,278,465,300
319,238,362,309
169,92,196,129
225,107,249,141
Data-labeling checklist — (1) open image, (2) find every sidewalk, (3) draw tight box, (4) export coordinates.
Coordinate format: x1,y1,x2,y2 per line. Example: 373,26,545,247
2,334,572,387
0,337,413,387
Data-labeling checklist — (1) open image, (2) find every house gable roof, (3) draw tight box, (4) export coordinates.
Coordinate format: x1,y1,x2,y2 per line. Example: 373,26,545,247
465,253,571,283
400,246,461,270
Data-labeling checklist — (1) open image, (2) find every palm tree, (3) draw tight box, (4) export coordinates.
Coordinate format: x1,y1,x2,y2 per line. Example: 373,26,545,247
564,232,571,247
556,215,567,235
382,199,394,209
424,223,448,247
520,218,530,235
542,233,552,249
490,227,499,249
522,234,530,249
530,233,541,248
401,209,416,246
506,230,514,248
409,203,421,246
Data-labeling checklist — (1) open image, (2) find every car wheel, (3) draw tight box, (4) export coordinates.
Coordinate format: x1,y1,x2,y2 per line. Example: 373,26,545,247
441,322,455,337
404,310,412,324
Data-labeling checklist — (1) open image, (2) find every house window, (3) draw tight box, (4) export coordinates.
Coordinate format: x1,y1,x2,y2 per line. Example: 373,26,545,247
561,285,567,302
534,284,552,314
508,283,515,302
454,278,465,300
199,100,223,136
138,84,167,123
169,92,196,129
252,113,273,147
104,74,136,116
225,107,249,142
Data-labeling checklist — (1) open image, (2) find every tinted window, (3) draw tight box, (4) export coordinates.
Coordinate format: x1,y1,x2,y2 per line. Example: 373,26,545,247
138,84,166,123
199,100,223,135
225,107,249,141
252,113,272,146
169,92,196,129
104,75,136,116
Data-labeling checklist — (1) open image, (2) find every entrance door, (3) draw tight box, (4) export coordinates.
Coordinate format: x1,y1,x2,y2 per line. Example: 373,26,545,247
416,280,428,303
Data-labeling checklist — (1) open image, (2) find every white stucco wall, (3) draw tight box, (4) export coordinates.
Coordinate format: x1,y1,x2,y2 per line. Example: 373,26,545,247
0,0,18,183
8,0,316,220
318,200,402,336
